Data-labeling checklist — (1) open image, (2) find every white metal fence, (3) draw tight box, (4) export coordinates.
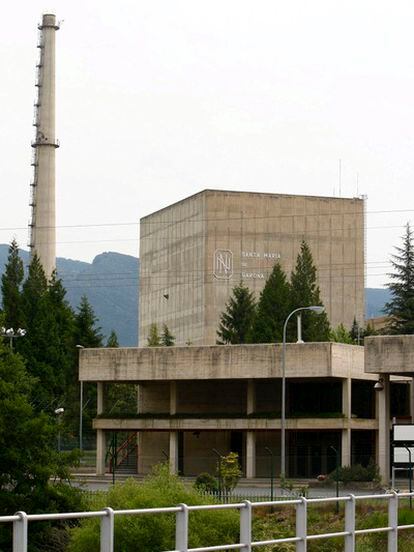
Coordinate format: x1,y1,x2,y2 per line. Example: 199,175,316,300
3,491,414,552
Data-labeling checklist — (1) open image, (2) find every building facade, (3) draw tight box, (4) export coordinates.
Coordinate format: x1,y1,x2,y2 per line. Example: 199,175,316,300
139,190,365,346
79,342,390,479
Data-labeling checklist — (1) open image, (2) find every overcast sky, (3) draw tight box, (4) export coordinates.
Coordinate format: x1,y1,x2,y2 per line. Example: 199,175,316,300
1,0,414,288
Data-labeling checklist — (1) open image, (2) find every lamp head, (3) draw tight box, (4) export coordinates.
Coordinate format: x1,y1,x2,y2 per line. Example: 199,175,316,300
374,378,384,391
309,306,325,314
54,407,64,415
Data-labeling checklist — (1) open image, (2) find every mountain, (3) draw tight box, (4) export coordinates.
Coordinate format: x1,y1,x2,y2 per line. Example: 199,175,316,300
365,288,391,319
0,245,139,346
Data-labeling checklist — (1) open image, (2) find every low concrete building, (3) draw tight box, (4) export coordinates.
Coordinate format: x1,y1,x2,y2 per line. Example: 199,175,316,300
80,342,393,479
365,335,414,482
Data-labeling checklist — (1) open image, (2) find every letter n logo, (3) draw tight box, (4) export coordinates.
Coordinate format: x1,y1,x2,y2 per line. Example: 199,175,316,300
213,249,233,280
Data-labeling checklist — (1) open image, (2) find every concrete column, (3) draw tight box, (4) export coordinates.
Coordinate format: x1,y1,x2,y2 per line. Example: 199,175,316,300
247,380,255,414
96,429,106,475
342,378,352,466
246,431,256,478
411,378,414,423
170,381,177,415
97,382,104,414
169,431,179,474
377,374,391,484
96,383,105,475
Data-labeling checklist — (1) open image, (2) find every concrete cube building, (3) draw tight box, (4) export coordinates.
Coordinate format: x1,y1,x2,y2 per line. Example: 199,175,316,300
139,190,365,346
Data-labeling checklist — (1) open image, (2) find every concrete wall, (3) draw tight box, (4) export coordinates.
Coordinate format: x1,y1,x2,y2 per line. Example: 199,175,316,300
139,190,365,346
80,343,373,383
365,335,414,375
139,192,205,346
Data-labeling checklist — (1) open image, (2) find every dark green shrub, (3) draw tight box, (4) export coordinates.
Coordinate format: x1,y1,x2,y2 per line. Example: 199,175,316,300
329,461,380,483
194,472,218,493
68,464,238,552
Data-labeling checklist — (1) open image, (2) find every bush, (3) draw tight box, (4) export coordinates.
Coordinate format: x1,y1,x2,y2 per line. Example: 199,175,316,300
194,472,218,493
329,461,380,484
68,464,239,552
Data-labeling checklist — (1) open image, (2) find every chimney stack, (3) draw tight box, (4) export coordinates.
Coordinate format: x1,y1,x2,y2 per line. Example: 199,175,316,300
29,13,59,278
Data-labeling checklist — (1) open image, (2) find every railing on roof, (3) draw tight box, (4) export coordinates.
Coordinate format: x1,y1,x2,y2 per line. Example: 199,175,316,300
2,491,414,552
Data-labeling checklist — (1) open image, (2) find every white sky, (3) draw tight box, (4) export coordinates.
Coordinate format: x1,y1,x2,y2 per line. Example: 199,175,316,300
1,0,414,287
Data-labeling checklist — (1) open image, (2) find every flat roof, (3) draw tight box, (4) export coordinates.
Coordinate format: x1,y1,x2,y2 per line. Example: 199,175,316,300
79,342,371,383
140,188,364,221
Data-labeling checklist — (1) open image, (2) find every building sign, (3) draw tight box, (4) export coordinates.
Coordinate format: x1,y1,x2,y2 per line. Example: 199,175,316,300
241,251,281,259
213,249,233,280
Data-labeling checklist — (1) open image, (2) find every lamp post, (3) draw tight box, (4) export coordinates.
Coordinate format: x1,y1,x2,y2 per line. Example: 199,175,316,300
54,407,65,452
0,327,26,350
212,448,223,496
264,446,275,501
280,306,325,481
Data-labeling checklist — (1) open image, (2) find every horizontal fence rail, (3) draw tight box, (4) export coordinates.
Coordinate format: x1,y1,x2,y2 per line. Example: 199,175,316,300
2,491,414,551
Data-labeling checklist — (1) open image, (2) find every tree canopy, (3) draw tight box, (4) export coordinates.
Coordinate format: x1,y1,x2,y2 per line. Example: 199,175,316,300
217,282,256,344
384,223,414,334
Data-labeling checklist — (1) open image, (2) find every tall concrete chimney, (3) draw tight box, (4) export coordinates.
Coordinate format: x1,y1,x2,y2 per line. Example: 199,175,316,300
29,13,59,278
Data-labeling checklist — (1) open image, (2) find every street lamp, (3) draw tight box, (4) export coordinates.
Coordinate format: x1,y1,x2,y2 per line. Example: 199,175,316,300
280,305,325,481
0,327,26,350
54,407,65,452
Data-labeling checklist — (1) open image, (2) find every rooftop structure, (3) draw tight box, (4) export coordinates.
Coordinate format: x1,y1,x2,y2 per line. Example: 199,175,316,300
139,189,365,346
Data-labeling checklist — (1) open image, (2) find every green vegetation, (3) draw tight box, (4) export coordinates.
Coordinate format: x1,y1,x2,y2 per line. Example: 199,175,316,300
217,452,242,492
329,461,380,484
217,241,331,344
250,262,291,343
68,465,239,552
161,324,175,346
385,222,414,334
217,282,256,343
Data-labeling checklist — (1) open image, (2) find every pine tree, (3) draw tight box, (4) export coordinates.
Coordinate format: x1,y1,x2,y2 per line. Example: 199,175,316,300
330,323,353,344
161,324,175,346
249,263,290,343
1,239,24,331
106,330,119,347
384,223,414,334
147,323,161,346
74,295,103,348
217,282,256,344
21,253,48,328
290,241,330,341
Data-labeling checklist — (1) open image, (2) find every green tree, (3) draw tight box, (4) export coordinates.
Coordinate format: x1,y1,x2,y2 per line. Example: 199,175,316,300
384,223,414,334
147,323,161,346
106,329,119,347
217,282,256,344
0,341,84,549
290,241,330,341
1,239,24,331
330,323,353,344
217,452,242,492
250,263,291,343
74,295,103,348
161,324,175,346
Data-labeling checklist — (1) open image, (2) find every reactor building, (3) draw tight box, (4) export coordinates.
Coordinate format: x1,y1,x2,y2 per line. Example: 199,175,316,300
139,189,365,345
28,13,59,278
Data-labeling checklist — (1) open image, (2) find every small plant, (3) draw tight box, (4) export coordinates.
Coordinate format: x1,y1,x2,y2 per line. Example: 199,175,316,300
217,452,242,493
194,472,218,493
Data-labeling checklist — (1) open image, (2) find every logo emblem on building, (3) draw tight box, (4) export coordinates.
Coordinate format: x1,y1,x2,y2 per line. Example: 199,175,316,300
213,249,233,280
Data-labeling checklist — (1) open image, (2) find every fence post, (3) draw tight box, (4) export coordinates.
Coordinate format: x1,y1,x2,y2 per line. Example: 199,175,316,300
296,497,307,552
13,511,28,552
176,503,189,552
100,507,114,552
240,500,252,552
388,491,398,552
344,495,355,552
